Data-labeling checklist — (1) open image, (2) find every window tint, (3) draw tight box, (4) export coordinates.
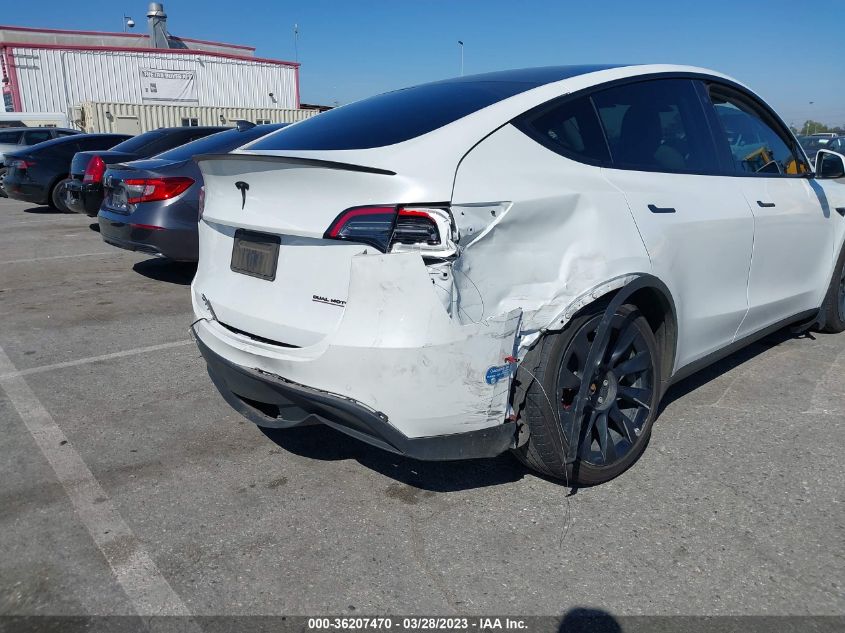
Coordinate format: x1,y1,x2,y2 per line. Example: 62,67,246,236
516,96,610,163
110,129,171,154
0,131,22,144
23,130,52,145
592,79,718,173
113,128,223,156
708,88,806,175
155,124,286,160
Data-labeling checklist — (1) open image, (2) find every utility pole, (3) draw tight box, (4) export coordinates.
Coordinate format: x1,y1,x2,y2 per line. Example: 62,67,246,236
458,40,464,76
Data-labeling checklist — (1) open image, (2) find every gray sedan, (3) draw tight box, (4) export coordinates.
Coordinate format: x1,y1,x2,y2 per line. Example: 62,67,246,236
98,123,286,261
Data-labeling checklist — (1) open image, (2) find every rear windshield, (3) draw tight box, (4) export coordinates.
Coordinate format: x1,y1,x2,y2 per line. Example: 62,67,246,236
155,124,287,161
250,65,622,150
111,129,171,154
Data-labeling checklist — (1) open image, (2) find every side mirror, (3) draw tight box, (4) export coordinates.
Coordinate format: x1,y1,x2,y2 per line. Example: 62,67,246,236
816,150,845,180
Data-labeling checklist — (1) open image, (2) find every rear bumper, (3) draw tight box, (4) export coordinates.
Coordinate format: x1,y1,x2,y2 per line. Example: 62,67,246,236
98,209,198,261
4,178,47,204
65,180,103,216
194,328,518,460
192,250,523,444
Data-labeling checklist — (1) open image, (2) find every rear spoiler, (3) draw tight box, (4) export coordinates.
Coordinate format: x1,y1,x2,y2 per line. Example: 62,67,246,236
193,153,396,176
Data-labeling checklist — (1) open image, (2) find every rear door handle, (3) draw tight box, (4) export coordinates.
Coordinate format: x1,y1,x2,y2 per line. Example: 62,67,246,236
648,204,676,214
757,201,776,208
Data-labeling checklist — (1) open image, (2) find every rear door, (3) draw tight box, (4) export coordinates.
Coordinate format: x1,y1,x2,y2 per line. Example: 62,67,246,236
597,78,755,370
705,84,833,337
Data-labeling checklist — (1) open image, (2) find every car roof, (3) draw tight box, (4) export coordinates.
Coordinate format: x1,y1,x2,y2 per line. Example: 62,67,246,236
428,64,632,87
0,126,78,133
19,133,128,151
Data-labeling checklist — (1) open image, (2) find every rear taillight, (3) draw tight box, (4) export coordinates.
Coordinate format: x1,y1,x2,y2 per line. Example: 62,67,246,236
123,177,195,204
11,159,35,169
324,205,453,254
83,156,106,183
197,185,205,220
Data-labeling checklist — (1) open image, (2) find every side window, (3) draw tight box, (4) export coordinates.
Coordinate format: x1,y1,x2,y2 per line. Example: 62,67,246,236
56,130,77,137
22,130,52,145
708,88,807,176
515,96,610,164
592,79,719,173
0,131,23,144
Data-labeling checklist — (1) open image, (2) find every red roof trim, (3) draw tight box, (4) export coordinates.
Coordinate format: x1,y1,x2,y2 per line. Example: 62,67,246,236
3,41,300,68
0,24,256,52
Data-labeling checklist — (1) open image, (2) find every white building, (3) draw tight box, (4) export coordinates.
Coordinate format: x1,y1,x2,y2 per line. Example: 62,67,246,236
0,3,309,131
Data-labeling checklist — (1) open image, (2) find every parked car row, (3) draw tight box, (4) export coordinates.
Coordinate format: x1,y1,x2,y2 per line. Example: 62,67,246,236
2,122,285,260
798,133,845,169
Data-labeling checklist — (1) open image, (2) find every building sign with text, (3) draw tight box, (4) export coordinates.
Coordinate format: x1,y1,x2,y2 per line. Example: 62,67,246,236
139,68,199,104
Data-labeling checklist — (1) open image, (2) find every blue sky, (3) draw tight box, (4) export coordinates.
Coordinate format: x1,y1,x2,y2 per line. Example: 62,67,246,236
4,0,844,126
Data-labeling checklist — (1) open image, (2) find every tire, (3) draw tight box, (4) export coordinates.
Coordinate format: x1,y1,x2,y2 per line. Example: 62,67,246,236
513,303,661,485
49,178,71,212
0,167,7,198
818,245,845,333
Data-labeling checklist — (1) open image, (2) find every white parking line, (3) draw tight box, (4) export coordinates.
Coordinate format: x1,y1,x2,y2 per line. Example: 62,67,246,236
0,343,194,618
0,252,120,265
0,340,194,380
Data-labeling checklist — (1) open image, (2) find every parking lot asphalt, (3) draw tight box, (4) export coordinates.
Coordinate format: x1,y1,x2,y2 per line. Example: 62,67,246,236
0,196,843,622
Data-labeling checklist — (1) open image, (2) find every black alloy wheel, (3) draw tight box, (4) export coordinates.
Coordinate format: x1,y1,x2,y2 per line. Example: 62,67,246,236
514,303,661,485
557,310,655,468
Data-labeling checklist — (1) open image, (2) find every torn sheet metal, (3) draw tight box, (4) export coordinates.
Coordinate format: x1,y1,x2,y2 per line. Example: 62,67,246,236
448,123,653,351
194,252,521,438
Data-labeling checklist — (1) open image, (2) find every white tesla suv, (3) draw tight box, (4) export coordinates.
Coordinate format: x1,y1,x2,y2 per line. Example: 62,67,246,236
191,64,845,484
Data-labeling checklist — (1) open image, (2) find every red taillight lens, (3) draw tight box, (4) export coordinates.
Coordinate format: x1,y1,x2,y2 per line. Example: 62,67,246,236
197,185,205,220
11,159,35,169
324,206,450,253
123,177,195,204
325,206,397,251
83,155,106,183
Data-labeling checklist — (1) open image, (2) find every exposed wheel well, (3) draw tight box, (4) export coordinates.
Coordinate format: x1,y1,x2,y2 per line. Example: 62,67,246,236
622,285,676,393
565,281,677,394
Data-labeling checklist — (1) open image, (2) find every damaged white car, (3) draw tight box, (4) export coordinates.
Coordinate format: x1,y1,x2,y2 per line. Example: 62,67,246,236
191,64,845,484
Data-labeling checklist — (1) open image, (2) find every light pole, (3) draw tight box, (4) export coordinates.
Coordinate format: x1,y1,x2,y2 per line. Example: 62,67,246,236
294,24,300,62
123,15,135,32
458,40,464,76
807,101,814,135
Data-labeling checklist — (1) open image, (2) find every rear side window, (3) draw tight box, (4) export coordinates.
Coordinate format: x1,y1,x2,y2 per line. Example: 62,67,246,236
708,87,807,176
592,79,718,173
23,130,52,145
0,131,22,144
515,96,610,164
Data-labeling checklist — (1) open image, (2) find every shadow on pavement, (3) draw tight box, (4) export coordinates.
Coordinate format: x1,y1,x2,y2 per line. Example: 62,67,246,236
132,258,197,285
22,205,71,214
659,327,799,413
260,423,528,492
559,608,621,633
89,223,100,233
260,326,810,492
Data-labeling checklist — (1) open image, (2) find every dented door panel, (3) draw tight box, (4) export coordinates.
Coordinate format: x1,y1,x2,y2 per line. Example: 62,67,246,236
450,123,652,342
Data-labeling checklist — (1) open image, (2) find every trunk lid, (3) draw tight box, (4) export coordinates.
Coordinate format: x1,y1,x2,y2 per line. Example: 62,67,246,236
193,152,451,347
69,150,136,179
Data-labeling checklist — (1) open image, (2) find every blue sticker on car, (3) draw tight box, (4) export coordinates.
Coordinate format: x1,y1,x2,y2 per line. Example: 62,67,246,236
485,364,515,385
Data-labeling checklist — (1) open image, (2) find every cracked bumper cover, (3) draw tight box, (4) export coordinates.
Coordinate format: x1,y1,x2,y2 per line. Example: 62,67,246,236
191,252,522,460
195,331,517,460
